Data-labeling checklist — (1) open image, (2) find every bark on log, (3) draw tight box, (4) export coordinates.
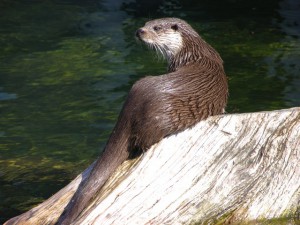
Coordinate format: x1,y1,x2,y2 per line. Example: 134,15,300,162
5,107,300,225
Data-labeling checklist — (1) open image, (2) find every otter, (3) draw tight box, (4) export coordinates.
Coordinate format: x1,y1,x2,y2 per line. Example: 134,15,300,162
56,17,228,224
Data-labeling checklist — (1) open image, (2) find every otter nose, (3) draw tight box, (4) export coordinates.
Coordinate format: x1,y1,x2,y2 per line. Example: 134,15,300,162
135,28,145,38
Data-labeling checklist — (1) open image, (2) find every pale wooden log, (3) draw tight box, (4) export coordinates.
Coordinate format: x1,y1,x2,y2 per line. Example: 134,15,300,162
5,107,300,225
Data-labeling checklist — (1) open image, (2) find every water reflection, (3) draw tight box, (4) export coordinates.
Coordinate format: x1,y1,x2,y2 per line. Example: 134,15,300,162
266,0,300,106
0,89,17,101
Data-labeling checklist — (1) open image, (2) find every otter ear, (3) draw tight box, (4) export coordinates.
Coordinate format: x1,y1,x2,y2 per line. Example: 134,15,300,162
171,24,178,31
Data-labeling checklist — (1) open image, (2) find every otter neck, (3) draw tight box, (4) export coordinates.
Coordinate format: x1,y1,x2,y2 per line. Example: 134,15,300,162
167,35,223,72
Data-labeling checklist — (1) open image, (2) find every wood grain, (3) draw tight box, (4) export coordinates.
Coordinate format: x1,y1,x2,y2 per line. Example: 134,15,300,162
5,107,300,225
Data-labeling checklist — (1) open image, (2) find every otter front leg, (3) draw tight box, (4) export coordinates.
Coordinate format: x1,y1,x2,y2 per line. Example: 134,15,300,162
124,76,171,151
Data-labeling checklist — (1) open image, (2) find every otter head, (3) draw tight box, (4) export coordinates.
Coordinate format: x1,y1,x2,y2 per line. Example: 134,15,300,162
136,18,186,60
136,18,207,71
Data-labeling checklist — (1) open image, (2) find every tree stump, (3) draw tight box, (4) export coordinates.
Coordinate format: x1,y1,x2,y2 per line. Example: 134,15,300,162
5,107,300,225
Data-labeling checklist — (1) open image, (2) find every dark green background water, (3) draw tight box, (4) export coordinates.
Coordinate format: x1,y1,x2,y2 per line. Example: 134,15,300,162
0,0,299,222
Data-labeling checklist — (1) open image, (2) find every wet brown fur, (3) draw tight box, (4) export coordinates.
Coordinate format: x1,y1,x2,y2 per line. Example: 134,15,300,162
56,17,228,224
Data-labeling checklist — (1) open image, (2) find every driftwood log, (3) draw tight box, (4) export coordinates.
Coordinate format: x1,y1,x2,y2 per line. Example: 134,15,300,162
5,107,300,225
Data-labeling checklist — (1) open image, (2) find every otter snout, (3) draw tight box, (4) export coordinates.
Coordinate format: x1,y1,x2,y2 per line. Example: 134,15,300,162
135,28,145,39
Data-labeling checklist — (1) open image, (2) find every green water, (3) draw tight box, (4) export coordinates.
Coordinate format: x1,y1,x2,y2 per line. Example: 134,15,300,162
0,0,299,222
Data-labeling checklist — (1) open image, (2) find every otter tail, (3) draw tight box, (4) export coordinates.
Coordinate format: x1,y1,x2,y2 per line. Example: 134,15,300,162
56,122,131,225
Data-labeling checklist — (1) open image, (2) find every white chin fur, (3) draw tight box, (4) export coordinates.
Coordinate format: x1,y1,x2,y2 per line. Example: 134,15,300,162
158,32,182,57
143,31,183,61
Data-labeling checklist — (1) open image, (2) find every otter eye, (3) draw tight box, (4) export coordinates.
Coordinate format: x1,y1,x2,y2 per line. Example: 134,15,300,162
171,24,178,31
153,26,161,32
